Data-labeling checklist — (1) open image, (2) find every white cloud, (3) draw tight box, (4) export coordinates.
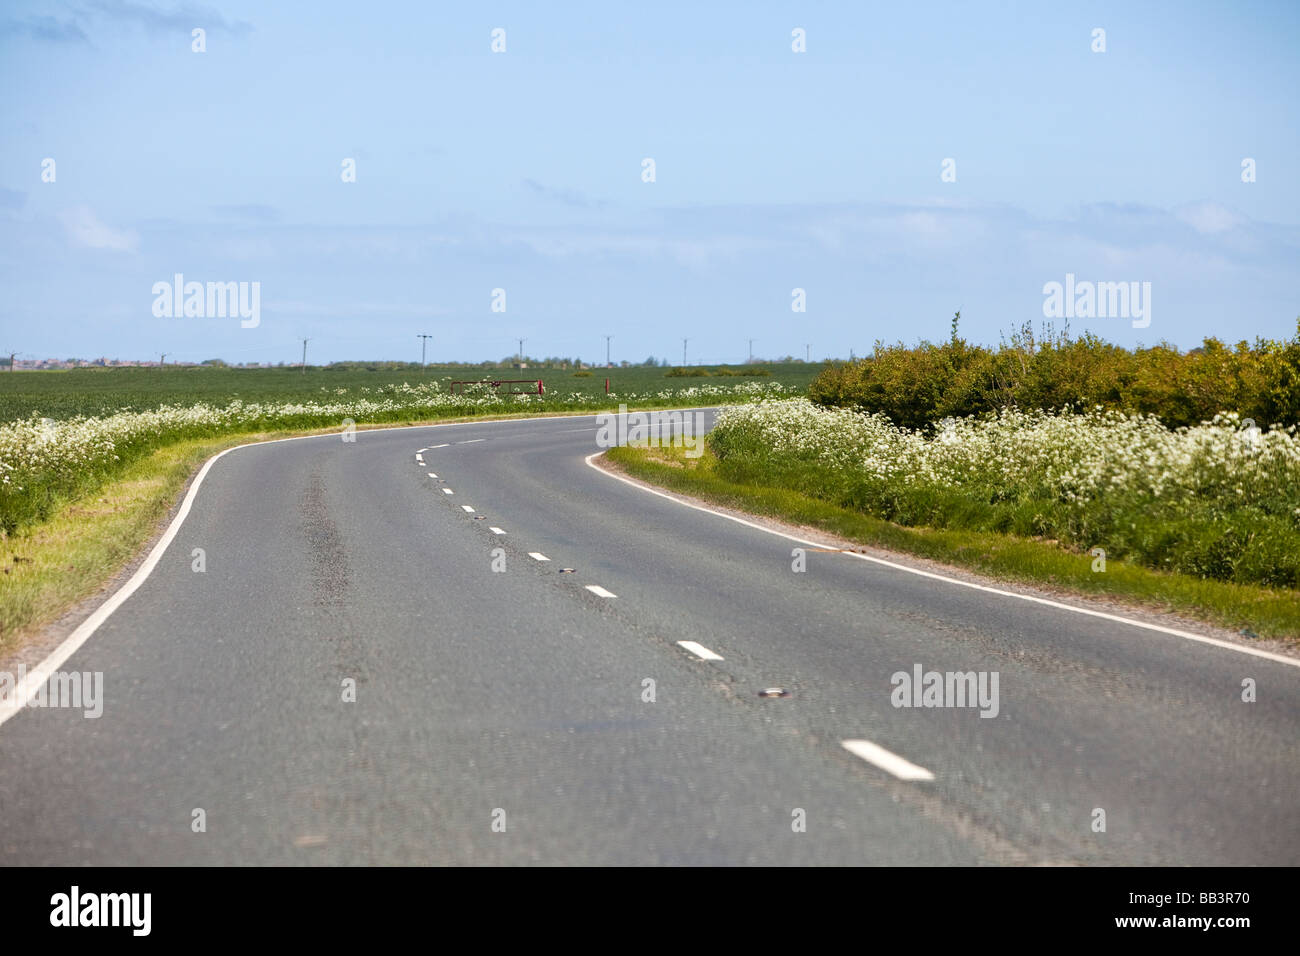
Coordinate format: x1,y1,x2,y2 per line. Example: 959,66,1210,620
1174,201,1246,235
59,206,139,252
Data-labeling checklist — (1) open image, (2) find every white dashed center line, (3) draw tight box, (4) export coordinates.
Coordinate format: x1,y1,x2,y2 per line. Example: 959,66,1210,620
676,641,723,661
841,739,935,782
528,552,550,562
584,585,617,598
489,527,506,535
442,488,454,495
461,505,475,513
427,472,438,478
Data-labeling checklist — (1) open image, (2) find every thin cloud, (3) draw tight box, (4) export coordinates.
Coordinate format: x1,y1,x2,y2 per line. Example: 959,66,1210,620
58,206,140,252
522,178,607,210
0,16,90,43
80,0,252,36
212,204,280,222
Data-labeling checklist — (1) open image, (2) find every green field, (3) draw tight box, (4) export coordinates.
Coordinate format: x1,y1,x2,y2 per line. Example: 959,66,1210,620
0,362,821,422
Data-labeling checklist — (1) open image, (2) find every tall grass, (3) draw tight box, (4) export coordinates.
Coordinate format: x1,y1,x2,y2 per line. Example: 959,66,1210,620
708,399,1300,588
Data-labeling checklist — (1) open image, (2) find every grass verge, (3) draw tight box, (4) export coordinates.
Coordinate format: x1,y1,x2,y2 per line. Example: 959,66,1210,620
604,444,1300,643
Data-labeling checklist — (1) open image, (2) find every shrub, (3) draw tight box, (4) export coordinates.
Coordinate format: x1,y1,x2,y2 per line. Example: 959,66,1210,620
810,320,1300,431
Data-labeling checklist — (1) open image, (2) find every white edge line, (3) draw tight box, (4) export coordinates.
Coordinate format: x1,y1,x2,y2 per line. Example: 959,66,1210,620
1,444,241,727
584,585,617,598
0,411,658,733
457,438,486,444
584,451,1300,669
676,640,723,661
428,443,450,448
841,739,935,782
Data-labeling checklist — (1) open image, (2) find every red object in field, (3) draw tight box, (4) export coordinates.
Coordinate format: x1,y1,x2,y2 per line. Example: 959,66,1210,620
605,377,610,394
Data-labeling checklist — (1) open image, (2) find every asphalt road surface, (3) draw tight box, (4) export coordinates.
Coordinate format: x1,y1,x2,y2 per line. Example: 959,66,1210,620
2,410,1297,865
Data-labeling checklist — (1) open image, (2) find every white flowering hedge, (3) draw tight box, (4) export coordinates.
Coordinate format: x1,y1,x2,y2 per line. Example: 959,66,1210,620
708,399,1300,587
0,380,791,533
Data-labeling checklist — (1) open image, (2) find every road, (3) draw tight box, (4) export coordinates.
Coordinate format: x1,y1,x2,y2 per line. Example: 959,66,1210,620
1,410,1297,865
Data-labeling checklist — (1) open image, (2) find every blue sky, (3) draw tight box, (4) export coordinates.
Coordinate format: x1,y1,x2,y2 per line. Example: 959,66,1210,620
1,0,1297,365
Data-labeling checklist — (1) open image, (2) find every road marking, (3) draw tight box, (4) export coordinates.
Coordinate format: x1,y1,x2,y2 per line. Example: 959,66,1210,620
426,472,438,478
841,739,935,782
457,439,486,444
586,452,1300,669
0,442,237,728
428,443,449,449
461,505,475,513
442,488,454,495
528,552,550,562
489,527,506,534
415,454,424,463
585,585,617,598
0,411,659,734
417,448,428,453
677,640,723,661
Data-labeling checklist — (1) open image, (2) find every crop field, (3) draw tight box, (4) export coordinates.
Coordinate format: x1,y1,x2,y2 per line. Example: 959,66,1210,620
0,362,821,422
0,363,815,534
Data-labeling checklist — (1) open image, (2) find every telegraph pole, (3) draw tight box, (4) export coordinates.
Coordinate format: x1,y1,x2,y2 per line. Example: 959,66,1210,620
517,338,525,364
160,353,167,368
682,338,688,367
300,338,309,374
805,343,811,363
748,339,754,363
417,334,433,374
7,352,14,372
605,335,612,368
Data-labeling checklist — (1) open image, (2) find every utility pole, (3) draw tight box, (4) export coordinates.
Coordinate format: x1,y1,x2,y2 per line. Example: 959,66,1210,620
805,343,811,363
605,335,612,368
8,352,15,372
682,338,688,367
417,334,433,375
748,339,754,364
160,352,167,367
517,337,525,365
300,338,309,374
